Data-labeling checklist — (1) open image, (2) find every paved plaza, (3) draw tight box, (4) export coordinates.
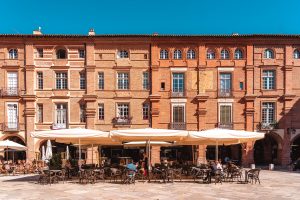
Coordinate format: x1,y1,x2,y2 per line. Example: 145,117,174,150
0,170,299,200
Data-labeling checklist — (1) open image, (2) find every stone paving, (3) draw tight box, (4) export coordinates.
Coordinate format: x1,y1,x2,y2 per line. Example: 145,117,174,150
0,170,299,200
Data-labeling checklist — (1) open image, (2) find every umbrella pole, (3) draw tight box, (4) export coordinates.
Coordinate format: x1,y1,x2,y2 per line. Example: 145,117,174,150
215,141,219,161
92,144,94,165
6,146,8,163
79,139,81,167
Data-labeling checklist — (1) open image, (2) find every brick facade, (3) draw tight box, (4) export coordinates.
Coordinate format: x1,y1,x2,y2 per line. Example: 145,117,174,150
1,33,300,166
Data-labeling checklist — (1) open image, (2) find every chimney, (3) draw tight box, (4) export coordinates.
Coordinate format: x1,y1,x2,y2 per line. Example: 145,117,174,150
33,27,42,35
153,32,159,36
88,28,95,36
232,33,239,36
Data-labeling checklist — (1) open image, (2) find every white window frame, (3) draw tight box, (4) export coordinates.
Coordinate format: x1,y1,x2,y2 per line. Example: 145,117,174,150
98,103,105,120
8,49,18,59
79,72,86,90
37,72,43,89
207,49,215,59
234,49,243,59
54,103,67,129
37,104,43,123
117,50,129,59
221,49,229,59
117,72,129,90
6,102,18,129
116,103,130,118
7,72,18,94
264,49,274,59
187,49,196,59
262,70,275,90
173,49,182,59
294,49,300,59
160,49,169,59
261,102,275,124
55,72,68,89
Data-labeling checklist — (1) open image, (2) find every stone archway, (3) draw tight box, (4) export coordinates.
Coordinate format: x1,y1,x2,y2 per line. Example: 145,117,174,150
254,133,282,165
2,135,26,162
291,135,300,162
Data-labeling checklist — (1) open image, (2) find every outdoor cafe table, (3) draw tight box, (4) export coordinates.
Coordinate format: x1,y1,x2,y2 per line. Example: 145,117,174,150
43,169,62,185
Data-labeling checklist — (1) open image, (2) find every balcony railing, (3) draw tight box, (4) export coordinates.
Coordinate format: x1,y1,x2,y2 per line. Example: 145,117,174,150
2,122,20,132
170,90,186,97
51,123,67,129
218,89,233,97
257,122,279,130
169,122,186,130
1,87,20,97
217,123,233,129
112,117,132,126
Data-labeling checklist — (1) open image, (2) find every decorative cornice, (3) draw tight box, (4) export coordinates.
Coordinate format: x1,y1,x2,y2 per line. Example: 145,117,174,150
21,94,36,101
282,94,296,101
149,94,161,102
83,94,97,102
195,93,209,102
244,94,257,101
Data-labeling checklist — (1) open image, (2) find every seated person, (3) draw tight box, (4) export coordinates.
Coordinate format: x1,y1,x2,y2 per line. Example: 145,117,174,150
126,160,137,172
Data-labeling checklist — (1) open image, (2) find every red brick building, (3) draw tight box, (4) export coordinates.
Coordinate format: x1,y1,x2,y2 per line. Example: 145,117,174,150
1,30,300,166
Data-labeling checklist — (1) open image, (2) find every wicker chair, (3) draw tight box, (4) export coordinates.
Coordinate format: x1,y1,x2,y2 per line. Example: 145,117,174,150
247,168,261,184
123,169,136,184
109,168,123,182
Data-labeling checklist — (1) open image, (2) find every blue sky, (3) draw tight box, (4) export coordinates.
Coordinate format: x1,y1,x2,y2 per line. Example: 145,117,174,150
1,0,299,34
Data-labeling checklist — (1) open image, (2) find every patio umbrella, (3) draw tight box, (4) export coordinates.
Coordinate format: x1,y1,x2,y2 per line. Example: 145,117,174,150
110,128,188,141
111,128,188,171
185,128,265,161
0,140,27,162
41,146,46,161
45,140,53,161
66,145,70,160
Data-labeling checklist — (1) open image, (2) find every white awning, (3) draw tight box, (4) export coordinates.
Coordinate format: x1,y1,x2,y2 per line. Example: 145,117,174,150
0,140,27,151
31,128,119,145
183,128,265,145
110,128,188,141
123,141,173,147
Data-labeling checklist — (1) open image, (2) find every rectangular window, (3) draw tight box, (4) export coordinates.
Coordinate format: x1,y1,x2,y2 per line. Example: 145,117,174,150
37,48,43,58
172,104,185,130
143,72,149,90
6,103,18,129
98,72,104,90
262,70,275,90
7,72,18,95
219,104,232,125
117,72,129,90
239,82,244,90
98,104,104,120
37,72,43,89
142,103,150,120
80,73,86,90
262,102,275,124
161,82,165,91
172,73,184,96
117,103,129,118
56,72,68,89
79,49,85,58
80,104,86,123
55,104,67,129
173,105,185,123
37,104,43,123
